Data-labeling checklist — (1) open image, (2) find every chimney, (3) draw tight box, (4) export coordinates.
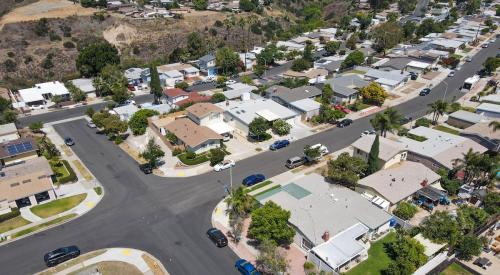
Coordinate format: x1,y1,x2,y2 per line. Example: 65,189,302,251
322,231,330,242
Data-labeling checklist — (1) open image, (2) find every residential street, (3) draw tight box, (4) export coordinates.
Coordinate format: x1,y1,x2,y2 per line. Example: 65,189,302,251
0,38,498,275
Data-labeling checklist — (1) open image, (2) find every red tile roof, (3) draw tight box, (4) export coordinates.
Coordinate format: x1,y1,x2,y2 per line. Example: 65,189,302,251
164,88,188,98
175,92,212,107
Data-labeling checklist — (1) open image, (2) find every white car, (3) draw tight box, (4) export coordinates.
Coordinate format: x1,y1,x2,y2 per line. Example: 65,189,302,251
465,56,472,62
213,159,235,172
448,70,455,77
360,130,376,137
225,80,237,85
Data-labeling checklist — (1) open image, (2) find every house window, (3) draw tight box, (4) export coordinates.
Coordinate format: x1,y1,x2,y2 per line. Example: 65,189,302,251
301,238,314,250
10,182,20,187
22,179,32,184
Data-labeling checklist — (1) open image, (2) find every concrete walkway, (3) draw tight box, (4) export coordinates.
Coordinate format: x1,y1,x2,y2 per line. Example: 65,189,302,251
20,207,42,223
37,248,169,275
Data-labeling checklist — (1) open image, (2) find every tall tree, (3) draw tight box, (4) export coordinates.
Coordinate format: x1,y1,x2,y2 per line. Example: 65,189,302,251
256,240,289,274
370,108,402,137
186,32,207,59
372,21,403,55
321,84,333,105
248,201,295,245
327,152,368,189
225,186,254,218
421,211,460,246
366,134,380,175
140,138,165,167
150,65,162,104
76,41,119,77
215,47,240,76
248,117,270,140
455,235,482,261
384,233,427,275
428,100,448,125
340,50,365,69
360,82,388,106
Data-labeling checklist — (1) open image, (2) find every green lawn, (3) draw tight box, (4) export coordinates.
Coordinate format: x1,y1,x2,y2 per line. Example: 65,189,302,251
440,262,473,275
346,232,396,275
49,160,72,184
177,153,209,166
12,214,77,238
31,194,87,218
434,125,460,135
245,180,273,193
0,216,31,234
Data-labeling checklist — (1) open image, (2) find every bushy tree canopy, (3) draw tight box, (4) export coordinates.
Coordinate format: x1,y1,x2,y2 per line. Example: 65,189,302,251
76,42,119,77
249,201,295,245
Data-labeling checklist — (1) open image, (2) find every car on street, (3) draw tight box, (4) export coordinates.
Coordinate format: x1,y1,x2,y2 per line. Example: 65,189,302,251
419,88,431,96
465,56,472,62
448,70,455,77
235,259,260,275
269,140,290,150
204,76,216,83
322,52,332,57
44,246,80,267
482,43,489,48
337,118,353,128
87,122,96,128
360,130,376,137
213,159,235,172
206,228,228,247
139,163,153,174
225,80,237,85
409,72,418,80
222,133,233,142
285,156,305,169
242,174,265,187
333,104,351,113
64,137,75,146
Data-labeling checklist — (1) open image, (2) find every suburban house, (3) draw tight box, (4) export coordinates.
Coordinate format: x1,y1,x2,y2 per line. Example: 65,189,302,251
461,120,500,152
323,75,370,104
124,67,147,85
282,69,328,84
198,54,217,77
289,99,321,119
18,81,70,107
186,103,233,136
399,127,488,170
276,41,305,52
446,110,488,129
357,161,441,207
481,94,500,105
157,63,200,82
0,157,56,213
216,98,298,136
69,78,96,95
0,123,20,143
266,85,322,107
163,88,189,105
405,61,432,74
0,138,39,166
224,83,259,100
476,103,500,118
351,135,407,170
151,117,222,154
429,39,465,53
163,70,184,87
174,92,211,107
364,69,409,91
110,104,139,121
255,174,392,274
139,102,173,115
314,59,342,74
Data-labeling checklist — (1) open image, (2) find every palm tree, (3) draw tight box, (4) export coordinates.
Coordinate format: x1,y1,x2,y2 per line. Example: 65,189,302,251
428,100,448,125
489,121,500,132
225,186,254,218
370,108,402,137
453,149,481,184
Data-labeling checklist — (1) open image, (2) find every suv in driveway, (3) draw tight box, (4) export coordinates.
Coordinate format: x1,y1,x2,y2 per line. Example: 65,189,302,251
206,228,228,247
44,246,80,267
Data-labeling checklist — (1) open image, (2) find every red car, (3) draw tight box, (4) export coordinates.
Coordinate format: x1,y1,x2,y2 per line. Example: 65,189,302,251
333,104,352,114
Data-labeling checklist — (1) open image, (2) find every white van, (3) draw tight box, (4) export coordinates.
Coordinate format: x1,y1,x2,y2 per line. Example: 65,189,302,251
304,144,329,162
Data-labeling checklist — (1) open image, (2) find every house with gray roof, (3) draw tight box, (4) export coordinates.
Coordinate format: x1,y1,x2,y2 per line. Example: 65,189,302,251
70,78,96,94
364,69,409,91
377,57,415,71
323,75,369,104
255,174,392,273
289,98,321,119
446,110,488,129
476,103,500,119
266,85,322,106
352,135,408,169
0,123,19,143
198,53,217,77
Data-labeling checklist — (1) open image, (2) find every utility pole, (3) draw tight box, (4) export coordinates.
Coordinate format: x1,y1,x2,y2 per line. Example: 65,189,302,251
229,165,233,197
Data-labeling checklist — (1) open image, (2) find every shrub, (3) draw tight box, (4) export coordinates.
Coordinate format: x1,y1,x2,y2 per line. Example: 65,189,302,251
303,262,315,270
63,41,75,49
94,187,102,195
172,148,183,156
415,117,431,128
185,151,196,160
57,160,78,184
114,135,123,144
49,32,61,41
393,201,418,220
209,148,225,166
0,207,20,223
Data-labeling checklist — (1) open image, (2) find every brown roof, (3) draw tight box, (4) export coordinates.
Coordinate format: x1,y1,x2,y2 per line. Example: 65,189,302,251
186,103,223,119
175,92,212,107
164,118,221,148
164,88,188,98
0,157,54,202
0,137,38,159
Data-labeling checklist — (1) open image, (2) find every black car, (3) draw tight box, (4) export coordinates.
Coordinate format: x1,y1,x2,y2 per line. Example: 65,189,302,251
64,137,75,146
409,72,418,80
44,246,80,267
207,228,228,247
399,116,412,125
337,119,353,128
139,163,153,174
419,88,431,96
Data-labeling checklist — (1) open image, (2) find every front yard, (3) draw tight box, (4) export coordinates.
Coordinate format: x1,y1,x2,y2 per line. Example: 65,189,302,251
0,216,31,234
346,232,396,275
49,159,78,184
30,194,87,218
177,152,210,166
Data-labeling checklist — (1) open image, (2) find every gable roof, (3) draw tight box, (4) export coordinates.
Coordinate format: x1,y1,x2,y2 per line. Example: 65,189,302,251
164,118,221,148
0,123,17,136
267,85,322,104
352,135,406,161
186,103,223,119
164,88,188,98
0,138,38,159
175,92,212,107
199,54,215,63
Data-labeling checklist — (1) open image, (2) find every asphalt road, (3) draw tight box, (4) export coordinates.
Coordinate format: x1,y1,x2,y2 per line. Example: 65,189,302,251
2,39,498,275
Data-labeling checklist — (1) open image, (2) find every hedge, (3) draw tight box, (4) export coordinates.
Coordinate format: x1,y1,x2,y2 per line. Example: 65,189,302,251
0,208,20,223
58,160,78,184
178,152,209,165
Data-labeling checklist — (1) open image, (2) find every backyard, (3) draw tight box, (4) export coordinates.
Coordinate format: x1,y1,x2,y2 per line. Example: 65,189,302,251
30,194,87,218
50,159,78,184
346,232,396,275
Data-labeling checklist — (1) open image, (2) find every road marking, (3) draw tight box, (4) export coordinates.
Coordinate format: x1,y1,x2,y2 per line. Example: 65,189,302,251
122,249,131,256
177,171,185,177
86,202,95,208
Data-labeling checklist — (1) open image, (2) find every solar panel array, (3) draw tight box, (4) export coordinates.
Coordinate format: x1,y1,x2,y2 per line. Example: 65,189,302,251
6,142,33,155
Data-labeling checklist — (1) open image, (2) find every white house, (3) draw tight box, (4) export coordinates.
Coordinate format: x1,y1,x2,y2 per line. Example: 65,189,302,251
351,135,408,169
163,70,184,87
186,103,233,136
405,61,432,74
18,81,70,107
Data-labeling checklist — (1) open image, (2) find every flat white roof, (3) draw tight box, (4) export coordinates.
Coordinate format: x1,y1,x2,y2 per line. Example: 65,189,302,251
19,81,69,103
477,103,500,114
207,122,233,135
407,60,431,69
290,98,321,112
216,98,298,126
0,123,17,136
70,78,95,93
164,70,183,78
256,109,281,121
19,88,45,103
431,39,464,49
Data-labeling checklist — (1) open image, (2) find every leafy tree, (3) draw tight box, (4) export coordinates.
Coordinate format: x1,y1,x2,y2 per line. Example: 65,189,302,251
110,81,130,105
428,100,449,125
398,0,417,14
248,117,270,140
140,138,165,167
393,201,418,220
65,81,86,103
51,95,64,107
360,82,388,106
356,12,372,30
128,109,159,135
340,50,364,69
465,0,481,15
150,66,163,104
29,121,44,133
384,233,427,275
457,205,489,234
327,152,368,189
346,33,358,50
216,76,227,88
416,19,444,37
93,64,127,97
369,0,390,11
240,75,253,85
421,211,460,246
291,58,312,72
415,117,431,128
372,22,402,55
453,149,498,185
256,43,280,66
225,186,254,218
102,114,128,137
483,57,500,74
455,235,482,261
302,41,315,62
304,145,321,161
38,136,60,159
211,93,226,103
192,0,208,10
366,134,380,175
209,148,225,166
272,119,291,136
321,84,333,105
402,21,417,41
483,192,500,215
3,59,17,72
248,201,295,245
239,0,258,12
186,32,206,59
437,168,461,195
215,47,240,76
324,41,341,55
174,81,188,90
256,240,289,274
2,110,17,123
85,107,95,118
76,42,119,77
0,98,12,113
370,108,402,137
